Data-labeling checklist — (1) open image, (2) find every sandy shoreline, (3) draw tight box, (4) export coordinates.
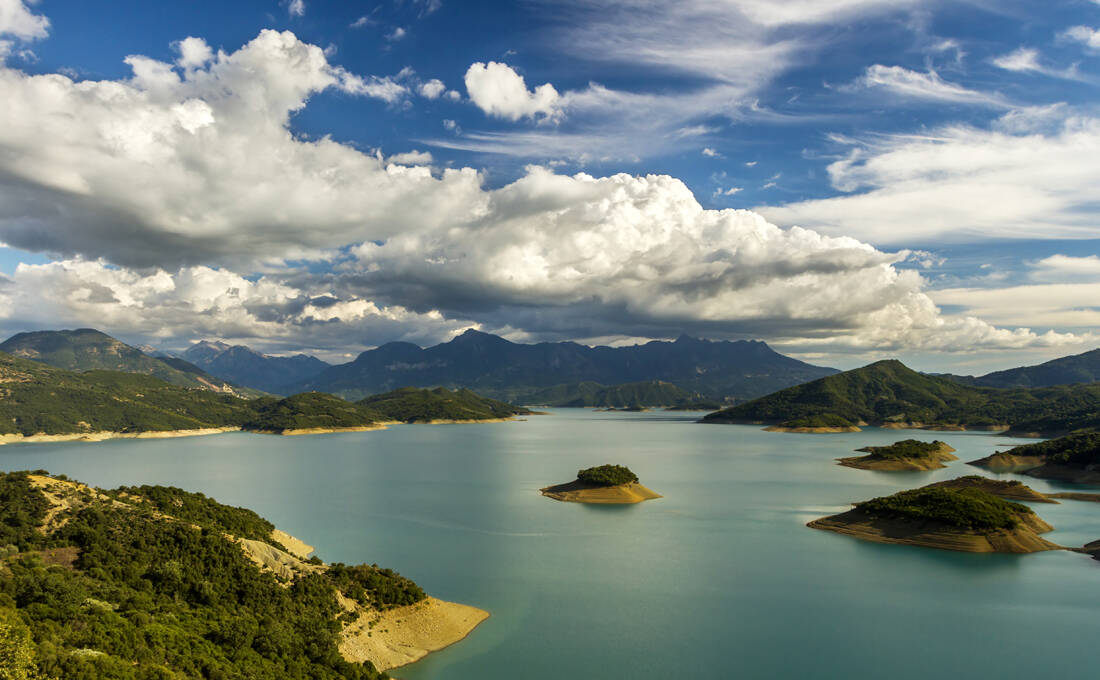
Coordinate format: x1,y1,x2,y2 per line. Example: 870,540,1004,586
0,427,241,446
339,596,490,671
540,480,663,504
808,509,1060,553
837,443,958,471
764,425,861,433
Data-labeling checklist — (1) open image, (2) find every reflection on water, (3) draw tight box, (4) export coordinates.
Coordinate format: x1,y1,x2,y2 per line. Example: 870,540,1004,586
1,412,1097,680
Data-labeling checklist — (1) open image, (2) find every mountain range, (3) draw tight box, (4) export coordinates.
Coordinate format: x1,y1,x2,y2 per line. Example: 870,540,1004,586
292,330,838,402
0,329,258,398
181,340,330,394
944,347,1100,389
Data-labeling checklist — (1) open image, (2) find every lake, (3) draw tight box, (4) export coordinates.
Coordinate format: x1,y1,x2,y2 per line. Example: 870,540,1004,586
2,409,1098,679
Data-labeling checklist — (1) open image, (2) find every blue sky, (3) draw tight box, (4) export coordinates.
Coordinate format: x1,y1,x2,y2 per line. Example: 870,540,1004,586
0,0,1099,372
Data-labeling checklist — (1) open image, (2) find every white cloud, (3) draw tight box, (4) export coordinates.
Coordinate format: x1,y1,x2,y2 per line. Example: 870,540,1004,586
713,186,742,197
443,118,457,130
174,37,214,69
846,65,1008,106
350,16,374,29
0,259,472,357
418,78,446,99
285,0,305,18
0,28,1082,357
445,89,461,101
758,112,1100,244
387,150,432,165
0,0,48,41
1063,25,1100,51
1029,254,1100,282
388,27,407,41
991,47,1081,80
464,62,562,122
701,147,719,157
931,282,1100,333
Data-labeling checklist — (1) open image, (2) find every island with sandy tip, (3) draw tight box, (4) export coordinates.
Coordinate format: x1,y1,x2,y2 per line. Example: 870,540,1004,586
924,475,1058,503
969,432,1100,485
540,464,662,504
837,439,958,471
808,481,1060,553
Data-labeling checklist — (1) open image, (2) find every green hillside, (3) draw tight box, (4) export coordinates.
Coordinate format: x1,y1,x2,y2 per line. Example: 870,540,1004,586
0,351,256,436
523,380,720,408
702,359,1100,434
243,393,382,432
0,329,261,397
357,387,532,423
0,471,419,679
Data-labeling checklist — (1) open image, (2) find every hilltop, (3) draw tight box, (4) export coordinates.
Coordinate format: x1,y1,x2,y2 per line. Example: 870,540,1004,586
182,340,330,394
702,359,1100,435
0,329,259,398
357,387,533,423
946,347,1100,389
244,393,385,434
292,330,836,402
0,471,487,678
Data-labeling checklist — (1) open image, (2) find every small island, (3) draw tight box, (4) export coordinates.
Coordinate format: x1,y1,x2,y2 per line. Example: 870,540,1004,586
540,464,662,504
837,439,958,471
763,414,862,433
969,432,1100,484
808,485,1060,553
924,475,1057,503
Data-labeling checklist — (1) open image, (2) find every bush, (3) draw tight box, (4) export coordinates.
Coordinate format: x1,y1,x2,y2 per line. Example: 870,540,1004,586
857,487,1030,530
576,465,638,487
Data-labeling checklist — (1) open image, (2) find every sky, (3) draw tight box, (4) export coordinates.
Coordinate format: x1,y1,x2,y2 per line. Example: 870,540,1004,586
0,0,1099,372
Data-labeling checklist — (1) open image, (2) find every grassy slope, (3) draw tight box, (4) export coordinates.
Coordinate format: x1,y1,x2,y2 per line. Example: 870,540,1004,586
0,352,256,435
0,471,423,679
0,329,262,397
357,387,531,423
243,393,382,432
702,359,1100,434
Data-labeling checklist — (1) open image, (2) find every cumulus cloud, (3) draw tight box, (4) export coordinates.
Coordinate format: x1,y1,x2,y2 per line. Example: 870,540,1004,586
0,28,1078,358
758,111,1100,244
0,0,48,41
0,259,472,358
387,150,432,165
418,78,446,99
845,65,1009,106
464,62,562,121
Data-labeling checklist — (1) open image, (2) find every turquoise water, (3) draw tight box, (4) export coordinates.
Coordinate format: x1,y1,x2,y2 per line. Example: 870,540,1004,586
2,410,1099,679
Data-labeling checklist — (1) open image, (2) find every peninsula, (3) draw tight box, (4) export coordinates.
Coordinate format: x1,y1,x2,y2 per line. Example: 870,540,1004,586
0,471,487,678
808,484,1060,553
357,386,534,423
540,464,662,504
969,433,1100,484
837,439,958,471
701,359,1100,435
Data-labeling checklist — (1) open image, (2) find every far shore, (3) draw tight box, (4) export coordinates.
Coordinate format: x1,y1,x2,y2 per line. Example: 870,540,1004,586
0,416,532,447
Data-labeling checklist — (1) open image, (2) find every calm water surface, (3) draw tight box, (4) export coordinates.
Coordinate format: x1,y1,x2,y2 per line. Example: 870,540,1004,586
2,410,1098,679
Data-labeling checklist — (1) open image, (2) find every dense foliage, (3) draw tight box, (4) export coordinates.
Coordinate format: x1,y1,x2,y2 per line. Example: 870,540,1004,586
0,471,424,680
703,359,1100,435
242,393,380,432
576,465,639,487
0,353,257,436
0,474,50,552
0,329,257,397
780,414,855,428
856,439,946,460
856,487,1031,530
325,564,425,611
357,387,530,423
1001,432,1100,467
106,486,279,546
